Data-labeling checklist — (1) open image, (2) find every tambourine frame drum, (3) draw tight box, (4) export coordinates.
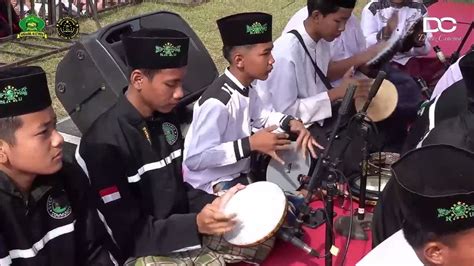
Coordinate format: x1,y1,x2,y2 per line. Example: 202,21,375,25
222,182,288,247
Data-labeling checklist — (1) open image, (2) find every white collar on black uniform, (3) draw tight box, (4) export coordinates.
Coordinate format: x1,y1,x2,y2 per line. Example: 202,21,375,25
224,68,250,96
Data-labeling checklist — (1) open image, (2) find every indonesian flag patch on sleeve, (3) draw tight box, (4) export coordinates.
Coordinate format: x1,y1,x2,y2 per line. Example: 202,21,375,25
99,186,121,204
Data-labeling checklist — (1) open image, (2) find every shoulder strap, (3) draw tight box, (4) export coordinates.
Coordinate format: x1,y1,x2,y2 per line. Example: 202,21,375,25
288,30,333,90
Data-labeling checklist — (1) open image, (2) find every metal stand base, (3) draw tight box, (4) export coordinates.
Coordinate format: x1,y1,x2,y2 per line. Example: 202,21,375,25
334,212,373,240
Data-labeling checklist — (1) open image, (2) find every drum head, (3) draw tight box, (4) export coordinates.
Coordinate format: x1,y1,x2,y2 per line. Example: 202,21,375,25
222,181,287,247
354,80,398,122
266,143,311,191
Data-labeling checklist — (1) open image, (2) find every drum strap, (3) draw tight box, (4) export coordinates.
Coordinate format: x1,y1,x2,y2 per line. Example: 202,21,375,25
288,30,333,91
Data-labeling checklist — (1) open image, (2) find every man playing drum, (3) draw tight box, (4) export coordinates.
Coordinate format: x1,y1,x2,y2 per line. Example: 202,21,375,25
75,28,263,265
183,12,320,194
360,0,445,91
277,0,422,151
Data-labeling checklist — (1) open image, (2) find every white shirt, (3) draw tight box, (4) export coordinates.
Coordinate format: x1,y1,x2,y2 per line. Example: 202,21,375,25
183,69,289,193
255,21,332,125
357,230,423,266
360,0,431,65
282,8,366,87
431,57,463,100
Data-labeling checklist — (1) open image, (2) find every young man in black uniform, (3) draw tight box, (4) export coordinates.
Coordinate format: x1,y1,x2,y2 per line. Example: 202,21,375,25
76,28,257,265
0,66,116,265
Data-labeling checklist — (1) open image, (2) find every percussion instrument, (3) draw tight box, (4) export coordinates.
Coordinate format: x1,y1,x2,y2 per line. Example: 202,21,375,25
349,175,390,206
265,142,312,192
367,17,424,67
222,181,287,247
354,79,398,122
348,152,400,205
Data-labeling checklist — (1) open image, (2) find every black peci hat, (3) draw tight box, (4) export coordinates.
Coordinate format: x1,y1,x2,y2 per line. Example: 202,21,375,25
0,66,51,118
122,28,189,70
217,12,272,47
393,145,474,235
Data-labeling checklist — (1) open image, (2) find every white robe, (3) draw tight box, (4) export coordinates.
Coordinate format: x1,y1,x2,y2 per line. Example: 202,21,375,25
282,7,366,87
360,0,431,65
357,230,423,266
255,20,332,125
183,69,289,193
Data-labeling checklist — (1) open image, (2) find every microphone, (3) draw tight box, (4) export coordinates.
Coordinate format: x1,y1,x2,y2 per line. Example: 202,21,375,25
277,229,319,257
434,46,450,69
361,71,387,113
338,84,357,116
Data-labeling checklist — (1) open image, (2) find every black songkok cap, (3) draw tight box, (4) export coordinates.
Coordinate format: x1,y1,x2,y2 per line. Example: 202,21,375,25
334,0,357,8
393,144,474,235
0,66,51,118
122,28,189,70
217,12,272,47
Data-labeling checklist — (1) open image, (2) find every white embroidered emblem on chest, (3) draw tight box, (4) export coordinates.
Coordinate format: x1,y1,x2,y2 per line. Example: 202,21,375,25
162,122,178,146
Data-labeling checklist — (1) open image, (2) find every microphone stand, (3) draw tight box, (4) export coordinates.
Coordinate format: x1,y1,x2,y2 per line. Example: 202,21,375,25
333,71,387,240
450,21,473,64
292,85,357,266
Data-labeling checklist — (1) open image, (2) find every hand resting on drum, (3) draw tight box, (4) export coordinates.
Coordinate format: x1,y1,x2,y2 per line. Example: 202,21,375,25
196,184,245,235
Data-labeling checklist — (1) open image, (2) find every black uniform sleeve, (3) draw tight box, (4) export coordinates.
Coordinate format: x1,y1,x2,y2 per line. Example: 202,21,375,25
61,162,123,265
76,142,202,258
0,233,10,265
185,183,217,213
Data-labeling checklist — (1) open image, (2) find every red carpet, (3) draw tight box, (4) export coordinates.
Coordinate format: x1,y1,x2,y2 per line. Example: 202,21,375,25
426,1,474,57
237,197,373,266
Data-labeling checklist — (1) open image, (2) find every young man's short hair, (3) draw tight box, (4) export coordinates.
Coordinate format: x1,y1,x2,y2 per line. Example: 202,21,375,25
0,116,23,145
402,214,457,249
307,0,342,17
222,44,254,64
128,68,162,81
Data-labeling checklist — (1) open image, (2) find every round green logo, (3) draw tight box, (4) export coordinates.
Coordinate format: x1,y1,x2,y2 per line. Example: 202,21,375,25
46,194,72,220
162,122,178,146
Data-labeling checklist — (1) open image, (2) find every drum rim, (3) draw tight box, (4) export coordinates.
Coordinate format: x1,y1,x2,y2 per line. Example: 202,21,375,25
348,175,388,203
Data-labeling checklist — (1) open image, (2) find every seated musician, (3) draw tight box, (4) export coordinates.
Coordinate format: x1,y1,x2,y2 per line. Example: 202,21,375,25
0,66,116,265
372,50,473,247
75,28,260,265
183,12,319,194
255,0,371,127
278,1,423,151
359,144,474,266
360,0,445,90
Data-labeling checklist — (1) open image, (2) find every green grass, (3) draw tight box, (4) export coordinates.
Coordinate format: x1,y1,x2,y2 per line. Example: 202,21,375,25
1,0,372,118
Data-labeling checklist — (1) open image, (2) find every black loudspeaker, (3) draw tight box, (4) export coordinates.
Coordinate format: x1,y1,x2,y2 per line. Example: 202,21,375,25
55,11,218,134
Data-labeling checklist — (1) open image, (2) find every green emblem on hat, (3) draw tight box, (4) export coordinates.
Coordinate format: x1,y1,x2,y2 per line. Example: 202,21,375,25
437,201,474,222
155,42,181,57
162,122,178,146
17,14,47,39
0,85,28,104
246,22,268,35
